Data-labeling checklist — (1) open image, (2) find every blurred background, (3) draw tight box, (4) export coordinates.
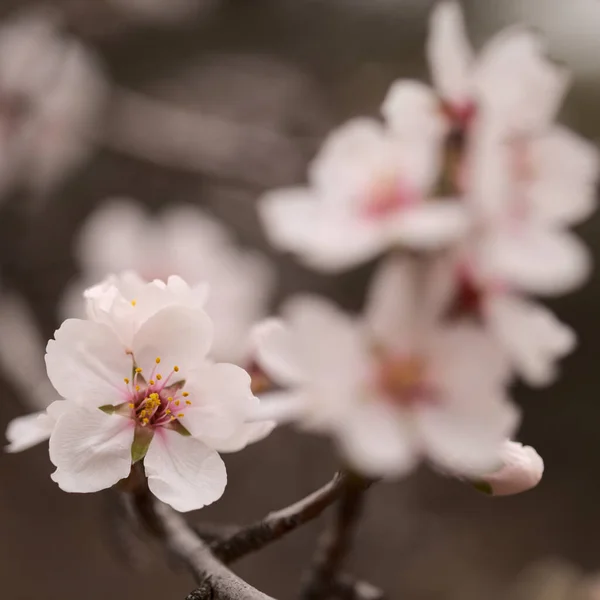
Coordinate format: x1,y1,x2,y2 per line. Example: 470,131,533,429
0,0,599,599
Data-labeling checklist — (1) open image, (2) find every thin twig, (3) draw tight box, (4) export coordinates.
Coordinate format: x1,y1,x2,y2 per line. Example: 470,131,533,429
123,468,275,600
299,476,370,600
211,472,349,564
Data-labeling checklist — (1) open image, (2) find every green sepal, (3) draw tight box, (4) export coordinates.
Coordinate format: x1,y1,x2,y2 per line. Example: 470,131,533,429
166,420,192,437
131,425,155,463
99,404,118,414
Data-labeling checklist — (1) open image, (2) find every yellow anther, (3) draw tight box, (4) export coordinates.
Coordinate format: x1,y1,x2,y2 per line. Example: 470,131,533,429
167,396,173,402
155,357,161,364
131,299,137,306
174,365,180,372
149,379,155,385
135,367,143,373
185,400,192,406
135,385,140,392
142,418,149,425
124,377,130,384
175,400,180,407
165,409,172,415
177,413,185,418
128,403,134,409
182,392,189,397
156,374,162,381
170,416,175,421
150,393,159,399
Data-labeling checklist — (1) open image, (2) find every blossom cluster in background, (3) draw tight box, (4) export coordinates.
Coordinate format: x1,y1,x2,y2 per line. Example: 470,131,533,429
255,1,598,483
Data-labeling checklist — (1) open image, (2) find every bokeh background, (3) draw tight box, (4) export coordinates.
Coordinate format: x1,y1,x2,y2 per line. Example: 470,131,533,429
0,1,600,599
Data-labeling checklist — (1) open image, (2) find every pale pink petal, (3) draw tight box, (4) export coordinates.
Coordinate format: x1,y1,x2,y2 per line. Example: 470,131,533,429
5,412,53,453
49,406,134,492
381,80,446,144
179,363,255,444
132,306,213,374
144,429,226,512
211,420,276,454
427,1,474,105
417,394,520,476
528,126,600,226
45,319,131,407
251,319,307,386
481,440,544,496
336,401,418,478
388,201,469,249
482,226,591,296
474,27,569,134
486,294,576,387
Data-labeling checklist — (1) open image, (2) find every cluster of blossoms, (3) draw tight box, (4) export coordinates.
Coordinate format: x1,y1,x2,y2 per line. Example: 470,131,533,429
255,2,597,485
5,2,595,511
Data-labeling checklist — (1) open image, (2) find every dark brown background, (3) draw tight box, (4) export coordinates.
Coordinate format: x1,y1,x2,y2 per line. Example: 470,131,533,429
1,1,600,598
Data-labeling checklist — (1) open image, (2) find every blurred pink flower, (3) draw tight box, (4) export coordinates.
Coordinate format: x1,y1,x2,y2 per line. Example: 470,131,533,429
252,256,519,478
259,118,468,272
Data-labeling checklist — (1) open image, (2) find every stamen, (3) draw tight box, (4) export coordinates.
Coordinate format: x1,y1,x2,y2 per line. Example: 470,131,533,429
177,413,184,418
135,385,140,392
165,409,171,415
185,400,192,406
155,357,161,364
174,366,180,372
135,368,143,374
124,377,130,384
131,299,137,306
175,400,180,407
182,392,189,397
128,403,134,409
156,374,162,381
149,379,155,385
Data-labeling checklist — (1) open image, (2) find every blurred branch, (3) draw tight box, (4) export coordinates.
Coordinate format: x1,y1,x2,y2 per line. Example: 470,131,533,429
210,471,349,564
334,575,384,600
299,476,371,600
102,88,309,187
123,468,276,600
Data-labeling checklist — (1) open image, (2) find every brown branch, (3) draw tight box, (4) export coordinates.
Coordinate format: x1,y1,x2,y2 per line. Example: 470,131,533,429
123,467,275,600
211,471,349,564
299,476,370,600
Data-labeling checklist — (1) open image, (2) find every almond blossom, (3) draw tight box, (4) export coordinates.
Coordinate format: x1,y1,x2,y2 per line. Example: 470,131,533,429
7,275,273,512
259,117,468,272
62,199,274,363
252,256,519,478
0,12,105,197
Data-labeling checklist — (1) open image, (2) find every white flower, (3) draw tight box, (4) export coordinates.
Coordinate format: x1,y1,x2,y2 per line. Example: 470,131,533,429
8,276,273,512
383,1,568,139
259,118,468,272
475,440,544,496
252,256,519,478
0,12,106,196
62,199,274,363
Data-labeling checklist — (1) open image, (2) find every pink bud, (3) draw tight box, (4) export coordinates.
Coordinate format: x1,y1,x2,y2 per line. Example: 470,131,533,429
479,441,544,496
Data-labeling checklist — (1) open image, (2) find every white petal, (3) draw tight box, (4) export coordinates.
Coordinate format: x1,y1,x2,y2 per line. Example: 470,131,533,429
427,1,474,105
211,420,276,454
49,406,135,492
259,187,384,272
144,430,226,512
5,412,53,453
482,226,591,296
417,395,520,476
132,306,213,374
528,126,600,226
45,319,131,407
474,27,569,134
381,80,446,144
482,440,544,496
486,294,575,387
388,201,469,250
337,401,418,478
251,318,306,386
246,390,307,424
179,363,255,445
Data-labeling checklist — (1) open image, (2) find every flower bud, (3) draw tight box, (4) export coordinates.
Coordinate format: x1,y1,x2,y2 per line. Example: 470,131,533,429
475,441,544,496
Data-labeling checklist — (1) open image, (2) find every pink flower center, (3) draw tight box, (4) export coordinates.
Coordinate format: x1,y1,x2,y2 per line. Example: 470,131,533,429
374,353,431,407
361,176,417,220
121,357,192,429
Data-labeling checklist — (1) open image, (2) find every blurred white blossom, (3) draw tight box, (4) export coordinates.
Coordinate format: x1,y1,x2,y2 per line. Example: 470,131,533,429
107,0,216,23
62,199,274,364
252,256,519,478
260,118,467,271
0,12,106,197
8,274,273,512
